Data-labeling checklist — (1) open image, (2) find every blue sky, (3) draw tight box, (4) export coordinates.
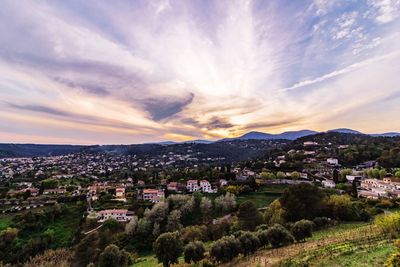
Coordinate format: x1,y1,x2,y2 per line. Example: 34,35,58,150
0,0,399,144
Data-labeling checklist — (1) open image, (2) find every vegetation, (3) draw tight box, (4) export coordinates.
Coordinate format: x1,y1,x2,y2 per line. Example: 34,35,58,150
153,232,183,267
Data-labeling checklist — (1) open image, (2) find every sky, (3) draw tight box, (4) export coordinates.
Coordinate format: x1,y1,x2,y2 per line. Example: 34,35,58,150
0,0,400,144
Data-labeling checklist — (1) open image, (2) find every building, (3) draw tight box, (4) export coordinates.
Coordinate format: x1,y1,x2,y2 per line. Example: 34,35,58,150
200,180,215,193
140,189,165,203
322,180,336,188
187,180,199,192
43,188,66,195
167,182,179,192
115,187,126,199
327,158,339,165
97,209,133,222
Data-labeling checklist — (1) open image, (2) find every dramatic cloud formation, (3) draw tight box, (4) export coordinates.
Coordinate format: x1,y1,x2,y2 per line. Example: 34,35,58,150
0,0,399,144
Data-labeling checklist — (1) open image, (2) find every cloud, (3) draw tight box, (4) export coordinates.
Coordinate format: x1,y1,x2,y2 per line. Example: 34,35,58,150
0,0,400,143
7,103,71,117
141,93,194,121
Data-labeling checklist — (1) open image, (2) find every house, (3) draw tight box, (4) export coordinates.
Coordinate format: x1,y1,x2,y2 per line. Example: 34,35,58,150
140,189,165,203
327,158,339,165
303,141,318,146
43,188,66,195
167,182,179,192
357,190,379,199
97,209,133,222
200,180,216,193
322,180,336,188
187,180,199,192
346,175,362,183
115,188,126,199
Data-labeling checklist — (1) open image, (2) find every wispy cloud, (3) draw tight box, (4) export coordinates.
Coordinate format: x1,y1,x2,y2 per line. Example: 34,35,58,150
0,0,399,143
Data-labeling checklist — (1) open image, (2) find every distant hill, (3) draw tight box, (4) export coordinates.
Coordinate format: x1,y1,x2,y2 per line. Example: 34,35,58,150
228,130,318,141
371,132,400,137
327,128,363,134
0,144,86,158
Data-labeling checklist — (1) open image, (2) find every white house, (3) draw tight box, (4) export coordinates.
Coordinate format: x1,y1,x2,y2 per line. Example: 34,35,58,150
97,209,132,222
187,180,199,192
327,158,339,165
200,180,216,193
322,180,336,188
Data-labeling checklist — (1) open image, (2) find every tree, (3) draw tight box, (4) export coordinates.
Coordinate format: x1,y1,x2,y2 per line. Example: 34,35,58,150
103,218,119,233
180,225,208,244
166,210,183,232
72,232,100,267
257,230,269,248
210,235,241,263
200,197,212,222
215,193,237,213
340,169,353,179
184,241,205,264
380,169,387,179
98,244,131,267
153,232,183,267
332,169,339,183
291,220,314,242
265,224,294,248
260,172,276,180
125,216,138,236
395,171,400,178
291,171,301,179
276,171,286,179
237,232,260,255
144,202,169,224
280,184,325,221
237,201,263,231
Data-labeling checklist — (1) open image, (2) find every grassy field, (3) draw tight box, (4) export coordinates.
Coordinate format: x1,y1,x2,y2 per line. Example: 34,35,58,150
237,192,281,208
0,215,13,231
0,202,83,248
46,203,84,247
310,241,394,267
237,185,286,208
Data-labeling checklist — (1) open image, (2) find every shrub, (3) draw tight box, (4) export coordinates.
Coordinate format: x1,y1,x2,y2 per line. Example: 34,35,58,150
291,220,314,242
184,241,205,264
98,244,131,267
257,230,269,247
375,212,400,237
237,232,260,256
210,235,241,263
265,224,294,248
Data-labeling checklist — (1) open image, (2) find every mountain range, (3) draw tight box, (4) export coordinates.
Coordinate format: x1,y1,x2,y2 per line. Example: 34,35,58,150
181,128,400,143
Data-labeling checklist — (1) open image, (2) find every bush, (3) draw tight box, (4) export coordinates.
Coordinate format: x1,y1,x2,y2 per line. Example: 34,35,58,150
312,217,335,230
210,235,241,263
291,220,314,242
375,212,400,237
180,225,208,244
184,241,205,264
237,232,260,256
98,244,131,267
257,230,269,247
265,224,294,248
